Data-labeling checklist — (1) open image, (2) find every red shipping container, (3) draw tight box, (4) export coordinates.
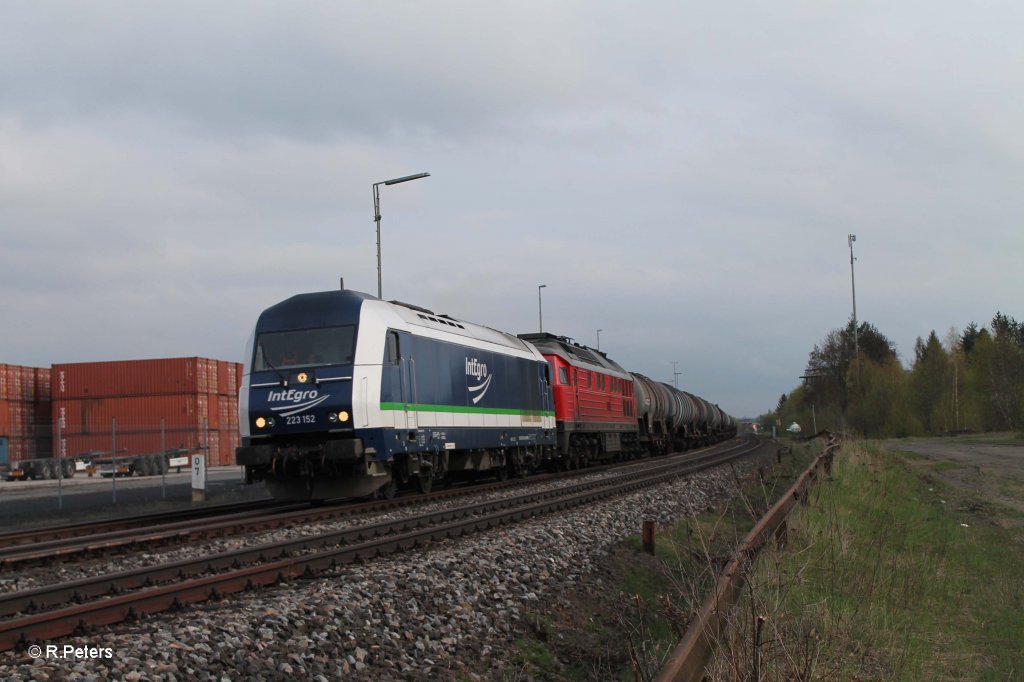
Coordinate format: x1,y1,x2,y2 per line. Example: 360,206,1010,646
0,364,6,400
216,361,229,396
203,428,240,467
215,361,242,397
52,357,232,399
5,367,21,402
20,366,34,402
34,367,52,401
0,399,9,433
53,394,218,435
9,403,25,439
222,427,239,465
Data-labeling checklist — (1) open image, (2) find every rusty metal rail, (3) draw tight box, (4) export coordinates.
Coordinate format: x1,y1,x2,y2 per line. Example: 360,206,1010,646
655,434,839,682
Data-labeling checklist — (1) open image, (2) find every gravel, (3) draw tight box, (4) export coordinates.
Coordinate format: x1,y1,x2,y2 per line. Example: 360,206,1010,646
0,457,758,680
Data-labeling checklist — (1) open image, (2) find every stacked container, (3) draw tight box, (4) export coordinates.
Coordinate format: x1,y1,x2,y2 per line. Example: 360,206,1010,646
0,364,53,461
51,358,242,467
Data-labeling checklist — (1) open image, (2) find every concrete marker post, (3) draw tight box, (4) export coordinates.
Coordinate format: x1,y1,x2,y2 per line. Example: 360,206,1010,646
192,453,207,503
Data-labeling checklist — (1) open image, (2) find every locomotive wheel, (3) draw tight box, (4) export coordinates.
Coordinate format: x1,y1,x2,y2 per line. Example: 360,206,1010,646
415,472,433,494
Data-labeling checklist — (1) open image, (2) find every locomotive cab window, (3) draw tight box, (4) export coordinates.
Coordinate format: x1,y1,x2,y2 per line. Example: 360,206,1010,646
254,325,356,371
558,367,569,385
385,331,400,365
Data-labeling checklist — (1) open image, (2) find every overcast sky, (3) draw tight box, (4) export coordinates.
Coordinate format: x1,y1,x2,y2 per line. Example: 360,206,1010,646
2,2,1021,418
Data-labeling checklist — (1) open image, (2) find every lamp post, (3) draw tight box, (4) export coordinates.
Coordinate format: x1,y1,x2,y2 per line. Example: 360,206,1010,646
848,234,858,359
596,329,603,350
537,284,547,332
672,361,681,389
372,172,430,299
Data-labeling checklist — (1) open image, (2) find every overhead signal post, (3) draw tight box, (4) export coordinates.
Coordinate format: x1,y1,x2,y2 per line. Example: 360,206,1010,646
373,172,430,299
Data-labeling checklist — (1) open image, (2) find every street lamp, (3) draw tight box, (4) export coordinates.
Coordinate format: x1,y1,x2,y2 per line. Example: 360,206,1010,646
596,329,603,350
672,361,681,389
373,172,430,299
537,285,547,332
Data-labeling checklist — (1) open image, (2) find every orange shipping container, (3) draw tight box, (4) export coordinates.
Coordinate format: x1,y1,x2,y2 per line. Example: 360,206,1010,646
20,366,34,402
216,361,243,396
52,357,230,399
4,366,22,402
53,394,223,435
34,367,52,401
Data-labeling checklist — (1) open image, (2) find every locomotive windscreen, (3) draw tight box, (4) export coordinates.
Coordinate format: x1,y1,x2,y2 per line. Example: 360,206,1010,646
253,325,356,371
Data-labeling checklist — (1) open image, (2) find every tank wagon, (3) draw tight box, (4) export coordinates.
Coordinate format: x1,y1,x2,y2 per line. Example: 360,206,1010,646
237,288,736,502
236,289,556,500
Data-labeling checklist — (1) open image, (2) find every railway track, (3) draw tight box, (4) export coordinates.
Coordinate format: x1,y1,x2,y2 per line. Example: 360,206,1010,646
0,498,281,550
0,436,765,653
0,446,720,570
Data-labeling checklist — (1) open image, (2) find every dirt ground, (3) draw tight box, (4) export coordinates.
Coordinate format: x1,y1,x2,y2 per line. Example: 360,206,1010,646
884,437,1024,521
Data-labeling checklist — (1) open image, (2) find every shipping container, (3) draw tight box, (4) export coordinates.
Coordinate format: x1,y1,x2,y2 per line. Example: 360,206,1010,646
4,366,22,402
52,394,221,435
34,367,52,401
52,357,233,399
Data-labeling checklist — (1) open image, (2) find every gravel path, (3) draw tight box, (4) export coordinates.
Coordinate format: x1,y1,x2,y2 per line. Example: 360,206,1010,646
0,457,756,680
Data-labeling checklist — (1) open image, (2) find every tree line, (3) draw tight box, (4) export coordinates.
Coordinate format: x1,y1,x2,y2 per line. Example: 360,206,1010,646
761,312,1024,437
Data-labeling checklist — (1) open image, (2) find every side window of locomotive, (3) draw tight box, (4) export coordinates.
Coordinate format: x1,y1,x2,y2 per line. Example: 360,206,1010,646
558,367,569,385
385,331,400,365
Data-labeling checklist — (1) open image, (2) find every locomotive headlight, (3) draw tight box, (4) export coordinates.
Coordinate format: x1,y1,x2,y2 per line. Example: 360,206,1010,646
256,417,266,429
328,411,350,423
338,410,350,423
328,412,338,423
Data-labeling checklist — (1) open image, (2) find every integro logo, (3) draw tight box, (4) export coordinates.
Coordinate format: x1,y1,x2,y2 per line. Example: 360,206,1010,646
465,358,487,380
466,357,493,404
268,388,319,404
266,388,330,417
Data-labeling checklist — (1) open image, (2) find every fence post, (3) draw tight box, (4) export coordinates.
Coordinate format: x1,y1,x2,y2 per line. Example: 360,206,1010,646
642,520,656,554
111,417,117,505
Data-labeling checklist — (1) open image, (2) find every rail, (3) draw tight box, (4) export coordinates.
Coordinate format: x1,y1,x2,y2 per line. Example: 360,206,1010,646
655,433,839,682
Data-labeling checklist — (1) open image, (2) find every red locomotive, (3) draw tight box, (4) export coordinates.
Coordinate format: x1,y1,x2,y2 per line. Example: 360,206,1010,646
518,333,638,467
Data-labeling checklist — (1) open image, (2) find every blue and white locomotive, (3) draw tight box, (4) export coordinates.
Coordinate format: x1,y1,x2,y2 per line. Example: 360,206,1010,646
236,287,556,500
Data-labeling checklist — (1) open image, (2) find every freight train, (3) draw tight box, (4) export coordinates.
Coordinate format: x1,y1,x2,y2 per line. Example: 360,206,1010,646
236,287,736,501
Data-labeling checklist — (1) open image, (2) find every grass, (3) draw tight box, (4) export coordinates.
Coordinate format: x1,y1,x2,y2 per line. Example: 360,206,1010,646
708,441,1024,680
509,436,1024,680
505,439,820,680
